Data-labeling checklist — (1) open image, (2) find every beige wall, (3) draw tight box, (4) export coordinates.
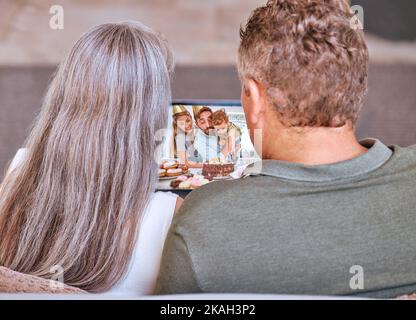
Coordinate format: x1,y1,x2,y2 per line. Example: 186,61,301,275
1,0,416,66
0,0,263,66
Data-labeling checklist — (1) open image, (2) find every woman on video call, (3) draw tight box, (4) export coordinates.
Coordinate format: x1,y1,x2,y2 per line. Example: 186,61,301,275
170,105,203,167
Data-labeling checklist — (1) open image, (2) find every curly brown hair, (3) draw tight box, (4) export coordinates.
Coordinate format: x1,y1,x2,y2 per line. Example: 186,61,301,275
238,0,369,127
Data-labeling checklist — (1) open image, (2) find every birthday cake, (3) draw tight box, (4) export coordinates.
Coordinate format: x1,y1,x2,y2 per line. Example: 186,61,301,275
202,159,234,178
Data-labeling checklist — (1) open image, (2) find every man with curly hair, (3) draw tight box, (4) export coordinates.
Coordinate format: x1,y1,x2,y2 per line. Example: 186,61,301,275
156,0,416,298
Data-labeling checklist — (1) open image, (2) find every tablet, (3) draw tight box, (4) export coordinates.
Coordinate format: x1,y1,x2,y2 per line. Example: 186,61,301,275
161,100,258,161
157,100,260,192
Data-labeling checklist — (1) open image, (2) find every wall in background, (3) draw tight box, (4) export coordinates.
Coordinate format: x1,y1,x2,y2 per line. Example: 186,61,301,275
0,0,262,66
1,0,416,66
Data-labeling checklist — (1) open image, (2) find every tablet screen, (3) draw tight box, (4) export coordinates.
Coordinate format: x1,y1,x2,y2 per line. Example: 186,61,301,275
159,101,260,165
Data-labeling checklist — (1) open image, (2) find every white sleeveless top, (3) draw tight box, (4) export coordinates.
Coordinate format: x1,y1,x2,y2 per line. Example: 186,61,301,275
8,149,178,296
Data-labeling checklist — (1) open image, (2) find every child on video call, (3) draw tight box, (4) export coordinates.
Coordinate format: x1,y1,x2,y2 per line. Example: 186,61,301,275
211,109,242,162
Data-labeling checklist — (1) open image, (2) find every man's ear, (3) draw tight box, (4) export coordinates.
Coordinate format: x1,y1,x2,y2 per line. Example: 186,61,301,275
243,78,265,127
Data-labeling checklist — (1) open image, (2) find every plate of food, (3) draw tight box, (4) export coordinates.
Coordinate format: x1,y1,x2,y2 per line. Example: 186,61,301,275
169,174,211,190
158,174,179,181
158,160,188,180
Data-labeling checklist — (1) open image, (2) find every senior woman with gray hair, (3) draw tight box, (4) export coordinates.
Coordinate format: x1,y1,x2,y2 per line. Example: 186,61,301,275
0,21,181,295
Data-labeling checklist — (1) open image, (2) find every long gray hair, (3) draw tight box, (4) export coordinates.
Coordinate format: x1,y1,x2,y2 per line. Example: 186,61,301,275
0,21,173,292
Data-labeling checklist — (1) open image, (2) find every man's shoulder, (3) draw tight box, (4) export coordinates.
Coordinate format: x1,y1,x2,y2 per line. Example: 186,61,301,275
391,143,416,151
178,178,245,210
172,177,262,227
390,144,416,163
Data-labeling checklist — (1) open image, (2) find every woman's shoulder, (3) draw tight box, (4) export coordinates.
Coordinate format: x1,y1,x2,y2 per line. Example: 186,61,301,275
153,191,178,202
145,191,179,220
8,148,29,173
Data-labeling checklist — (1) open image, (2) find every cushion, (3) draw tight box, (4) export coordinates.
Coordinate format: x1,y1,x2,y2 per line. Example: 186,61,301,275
0,266,86,294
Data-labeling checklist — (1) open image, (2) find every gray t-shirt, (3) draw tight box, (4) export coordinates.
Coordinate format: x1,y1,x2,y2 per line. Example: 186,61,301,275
155,139,416,298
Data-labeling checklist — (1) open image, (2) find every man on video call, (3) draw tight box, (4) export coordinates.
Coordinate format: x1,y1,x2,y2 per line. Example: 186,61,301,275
192,105,221,162
156,0,416,298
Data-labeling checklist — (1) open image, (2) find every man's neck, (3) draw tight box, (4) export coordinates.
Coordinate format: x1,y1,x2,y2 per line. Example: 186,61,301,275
263,125,368,165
